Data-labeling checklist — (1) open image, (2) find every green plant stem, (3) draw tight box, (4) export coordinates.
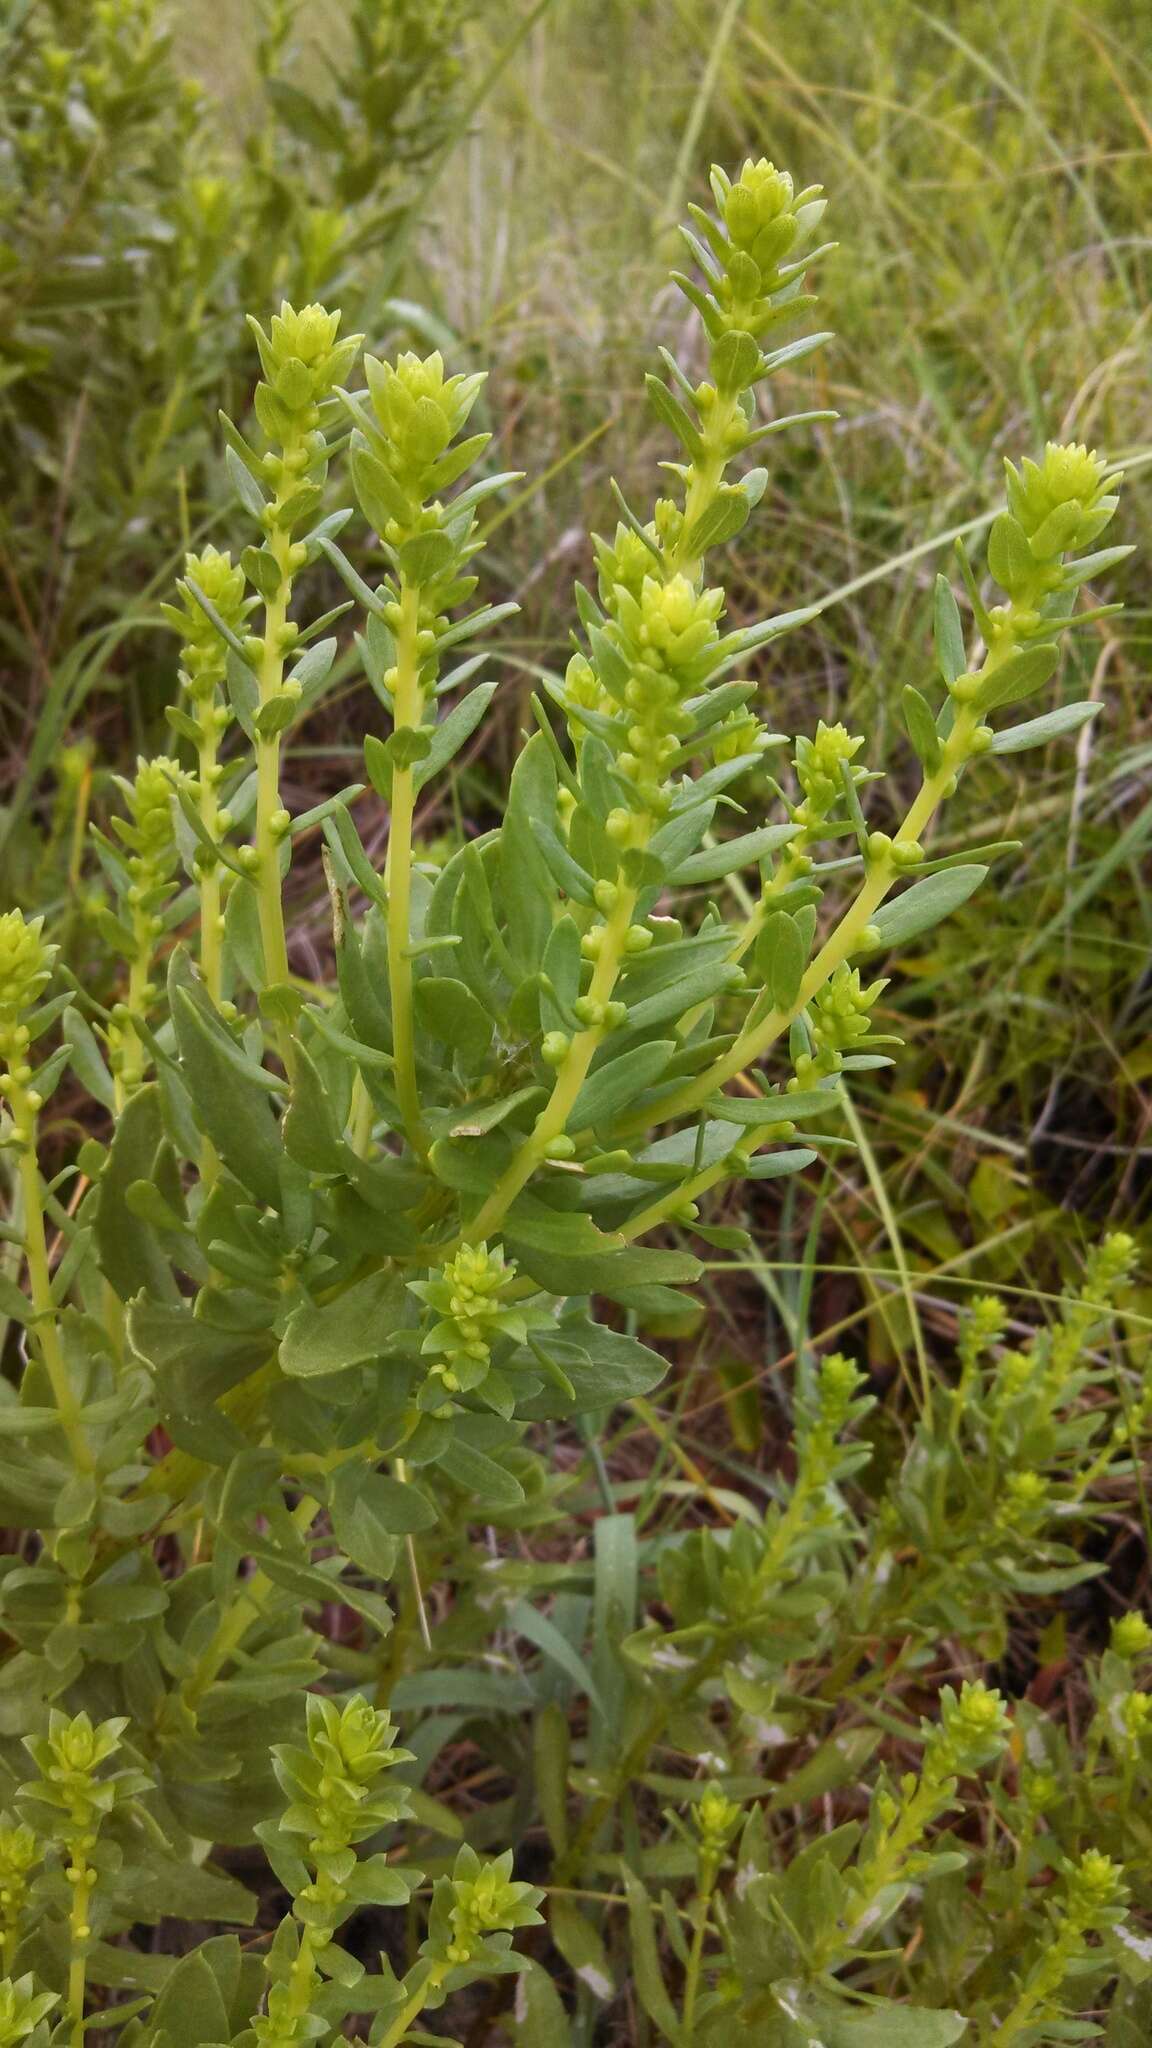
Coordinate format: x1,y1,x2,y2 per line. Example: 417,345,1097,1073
671,391,740,581
374,1963,449,2048
10,1085,92,1474
681,1873,717,2042
115,906,153,1107
464,874,642,1243
385,577,430,1161
181,1493,319,1717
254,510,298,1072
66,1834,94,2048
615,703,983,1154
195,715,224,1008
562,1460,823,1881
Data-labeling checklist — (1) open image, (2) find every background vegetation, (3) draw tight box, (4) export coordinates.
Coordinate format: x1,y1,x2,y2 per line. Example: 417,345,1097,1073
0,0,1149,2039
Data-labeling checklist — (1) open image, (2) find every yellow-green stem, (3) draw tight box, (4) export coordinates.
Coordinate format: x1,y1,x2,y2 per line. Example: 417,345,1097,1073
385,579,429,1160
374,1963,449,2048
670,391,740,582
465,873,642,1244
181,1493,318,1716
196,723,224,1007
254,522,296,1071
12,1089,93,1473
681,1874,716,2043
619,705,980,1142
67,1840,94,2047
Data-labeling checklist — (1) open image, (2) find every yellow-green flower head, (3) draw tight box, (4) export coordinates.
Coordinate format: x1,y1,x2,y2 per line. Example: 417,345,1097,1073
812,962,885,1052
364,348,485,470
1083,1230,1137,1302
32,1709,126,1785
1066,1848,1126,1915
1112,1613,1152,1661
187,174,230,237
410,1242,521,1397
1004,1469,1049,1518
0,912,55,1020
961,1293,1007,1360
443,1847,543,1965
308,1693,406,1782
249,301,361,411
933,1680,1011,1773
1004,441,1122,557
131,756,184,862
816,1350,866,1426
271,301,341,369
695,1781,743,1848
169,545,248,679
564,651,608,715
0,1974,57,2046
187,545,245,616
0,1819,38,1882
794,720,865,817
723,157,799,269
594,522,658,609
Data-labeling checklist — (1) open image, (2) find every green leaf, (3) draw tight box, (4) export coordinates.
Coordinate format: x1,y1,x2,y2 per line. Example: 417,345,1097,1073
63,1005,116,1112
532,1701,571,1854
986,511,1034,591
398,529,457,584
551,1896,615,2003
669,821,795,883
933,573,967,685
142,1948,233,2048
280,1271,408,1378
511,1601,604,1715
172,990,284,1208
413,681,498,793
96,1084,179,1304
329,1462,433,1571
756,910,807,1009
437,1437,525,1506
622,1871,682,2041
683,484,751,555
414,976,493,1060
977,642,1059,712
645,372,703,456
521,1323,670,1416
511,1958,574,2045
570,1040,675,1130
863,864,988,951
803,1995,968,2047
990,702,1100,753
902,684,942,771
351,446,410,532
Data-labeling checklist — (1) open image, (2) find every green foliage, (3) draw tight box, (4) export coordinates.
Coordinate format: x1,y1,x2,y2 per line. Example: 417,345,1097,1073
0,134,1147,2046
0,0,484,905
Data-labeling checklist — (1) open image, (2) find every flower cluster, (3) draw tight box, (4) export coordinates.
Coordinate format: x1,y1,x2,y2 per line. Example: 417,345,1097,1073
423,1845,543,1971
1005,442,1122,561
272,1693,412,1861
0,913,54,1033
0,1975,56,2048
19,1712,142,1838
691,156,826,348
693,1783,743,1880
410,1240,527,1402
359,347,487,540
926,1681,1013,1779
249,302,361,470
164,545,248,704
791,962,887,1089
